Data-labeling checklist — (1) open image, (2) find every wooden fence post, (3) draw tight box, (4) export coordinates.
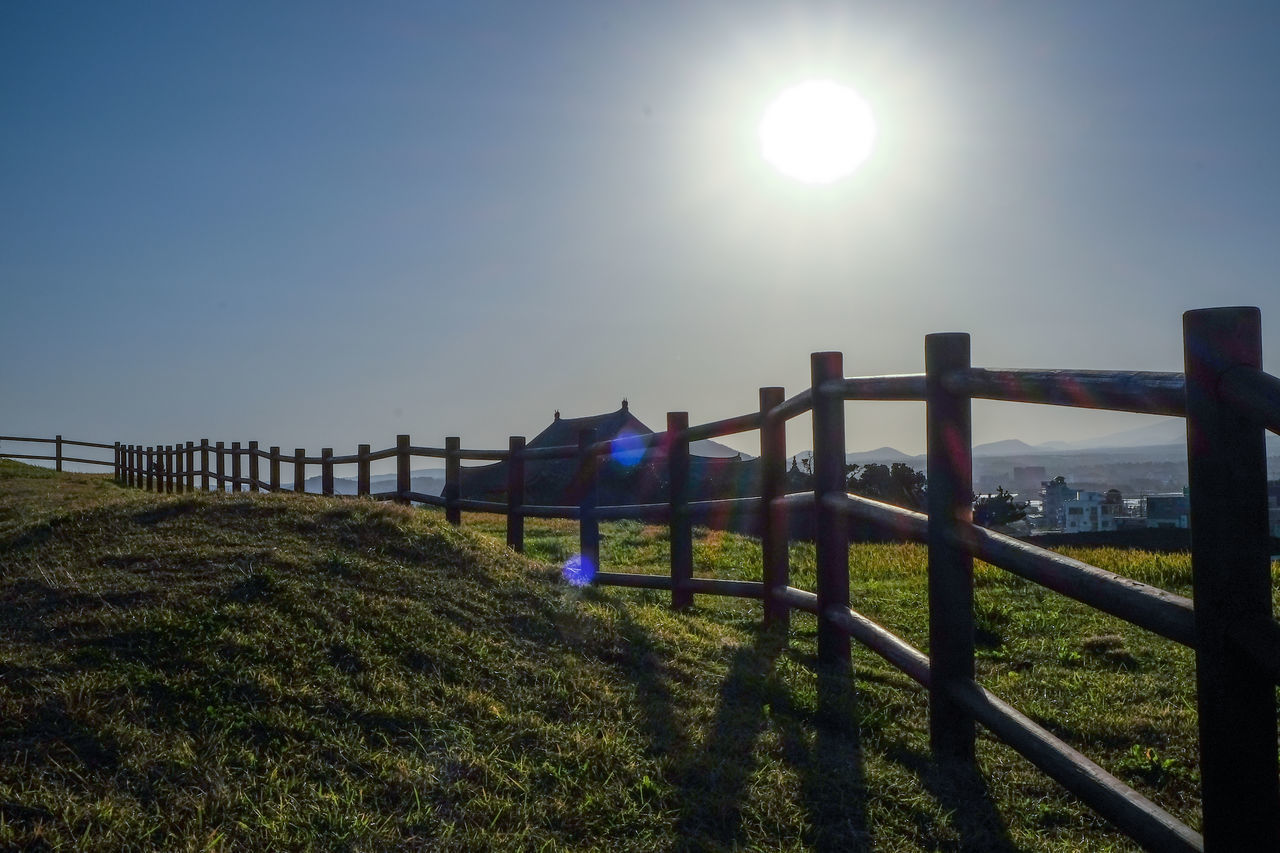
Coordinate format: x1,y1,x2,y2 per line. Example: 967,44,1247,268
161,446,171,493
168,446,177,493
395,435,410,505
231,442,242,492
249,441,260,493
269,446,280,492
811,353,850,672
1184,307,1279,852
668,412,693,611
55,435,62,472
200,439,210,491
294,448,305,493
114,442,121,483
125,445,133,488
173,444,183,493
216,441,225,491
321,448,334,495
507,436,525,552
146,447,154,492
578,429,599,578
926,332,976,764
760,387,789,629
186,442,195,492
445,437,461,524
357,445,370,497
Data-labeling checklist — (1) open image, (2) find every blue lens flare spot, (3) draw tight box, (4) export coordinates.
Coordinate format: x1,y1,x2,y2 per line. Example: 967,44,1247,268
611,431,646,468
563,554,596,587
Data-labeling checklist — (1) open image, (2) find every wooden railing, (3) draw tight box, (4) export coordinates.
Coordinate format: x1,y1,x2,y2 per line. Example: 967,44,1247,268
5,306,1278,852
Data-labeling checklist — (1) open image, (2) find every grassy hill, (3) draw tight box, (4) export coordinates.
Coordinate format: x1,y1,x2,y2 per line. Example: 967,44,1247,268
0,458,1236,850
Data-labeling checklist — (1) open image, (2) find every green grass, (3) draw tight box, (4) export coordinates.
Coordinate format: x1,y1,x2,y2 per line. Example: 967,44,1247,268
2,459,1274,850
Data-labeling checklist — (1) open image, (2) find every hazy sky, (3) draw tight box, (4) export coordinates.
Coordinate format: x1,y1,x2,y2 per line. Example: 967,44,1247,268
4,1,1279,463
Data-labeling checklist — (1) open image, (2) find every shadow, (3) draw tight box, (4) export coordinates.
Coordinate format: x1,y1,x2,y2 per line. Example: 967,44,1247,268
800,667,873,852
671,626,788,849
608,604,689,761
602,607,872,852
884,745,1022,852
0,698,120,778
1,521,58,554
131,499,199,525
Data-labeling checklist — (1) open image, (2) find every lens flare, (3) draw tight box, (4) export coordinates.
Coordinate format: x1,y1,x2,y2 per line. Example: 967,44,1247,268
562,554,596,587
610,431,647,468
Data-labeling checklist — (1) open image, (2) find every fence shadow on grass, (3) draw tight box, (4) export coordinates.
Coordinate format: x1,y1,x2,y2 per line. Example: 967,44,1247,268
609,608,873,852
884,745,1021,853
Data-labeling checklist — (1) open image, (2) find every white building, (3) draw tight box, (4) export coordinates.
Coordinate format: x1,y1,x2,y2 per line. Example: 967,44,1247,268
1062,490,1120,533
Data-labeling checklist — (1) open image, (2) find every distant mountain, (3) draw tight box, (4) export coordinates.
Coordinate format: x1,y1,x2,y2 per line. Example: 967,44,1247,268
1065,418,1185,450
844,446,920,465
973,439,1041,457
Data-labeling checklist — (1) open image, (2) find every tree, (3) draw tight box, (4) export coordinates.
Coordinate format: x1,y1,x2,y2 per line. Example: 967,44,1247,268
974,486,1027,528
847,462,926,510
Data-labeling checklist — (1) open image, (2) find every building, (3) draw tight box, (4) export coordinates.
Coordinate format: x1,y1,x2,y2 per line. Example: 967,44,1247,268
1144,489,1189,529
457,402,759,506
1062,490,1121,533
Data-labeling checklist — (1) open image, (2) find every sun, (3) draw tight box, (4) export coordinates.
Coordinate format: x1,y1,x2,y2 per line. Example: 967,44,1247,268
759,79,877,185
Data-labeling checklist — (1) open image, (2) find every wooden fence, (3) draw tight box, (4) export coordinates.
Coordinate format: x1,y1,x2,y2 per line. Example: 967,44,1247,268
4,306,1279,852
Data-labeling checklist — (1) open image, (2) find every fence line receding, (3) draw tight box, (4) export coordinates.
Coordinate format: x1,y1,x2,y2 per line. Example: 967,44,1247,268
5,305,1279,853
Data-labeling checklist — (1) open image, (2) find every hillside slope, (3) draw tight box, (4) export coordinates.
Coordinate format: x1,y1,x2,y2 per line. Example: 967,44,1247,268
0,461,866,851
1,460,1216,851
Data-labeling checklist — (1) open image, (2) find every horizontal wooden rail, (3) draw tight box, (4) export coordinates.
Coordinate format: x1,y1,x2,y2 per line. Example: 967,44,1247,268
683,411,763,442
593,574,766,598
455,497,507,512
592,431,667,458
406,491,447,506
406,445,449,458
594,572,672,590
0,436,115,450
365,447,400,462
773,586,819,614
818,598,1200,851
0,452,115,467
514,503,582,519
824,493,1197,646
327,453,362,465
763,388,813,423
457,448,510,461
944,368,1187,416
595,502,671,522
826,604,931,686
1219,365,1280,435
948,680,1202,852
958,523,1197,647
518,444,580,461
827,374,927,401
684,577,765,598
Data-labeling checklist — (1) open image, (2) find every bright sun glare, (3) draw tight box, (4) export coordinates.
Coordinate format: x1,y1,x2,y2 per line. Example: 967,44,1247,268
759,79,877,185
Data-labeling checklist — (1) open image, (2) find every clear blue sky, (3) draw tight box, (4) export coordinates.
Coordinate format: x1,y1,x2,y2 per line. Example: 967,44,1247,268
4,1,1279,462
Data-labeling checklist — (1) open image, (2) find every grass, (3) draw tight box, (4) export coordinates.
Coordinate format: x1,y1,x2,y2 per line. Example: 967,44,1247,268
1,458,1275,850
